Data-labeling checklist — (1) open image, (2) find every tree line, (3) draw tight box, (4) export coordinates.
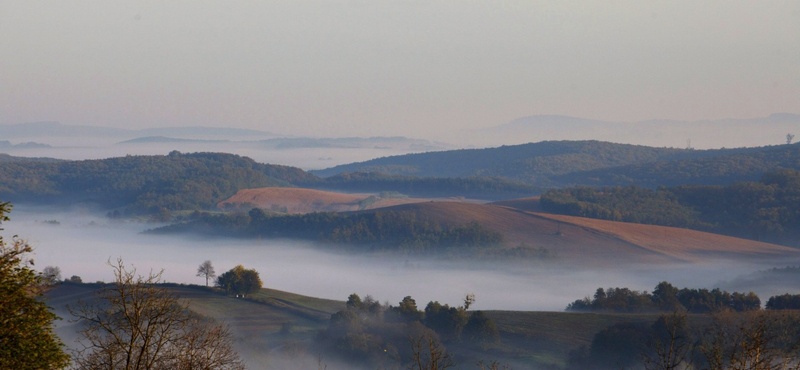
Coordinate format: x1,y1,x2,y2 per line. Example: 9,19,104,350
568,310,800,370
317,293,499,369
156,208,504,253
565,281,800,314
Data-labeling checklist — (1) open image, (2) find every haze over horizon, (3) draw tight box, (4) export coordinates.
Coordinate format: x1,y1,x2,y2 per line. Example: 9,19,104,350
2,1,798,140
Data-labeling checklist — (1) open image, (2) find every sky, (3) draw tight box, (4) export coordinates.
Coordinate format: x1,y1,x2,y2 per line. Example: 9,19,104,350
1,1,799,138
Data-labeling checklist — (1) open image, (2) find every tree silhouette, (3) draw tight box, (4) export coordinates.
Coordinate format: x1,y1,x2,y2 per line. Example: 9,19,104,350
196,260,216,287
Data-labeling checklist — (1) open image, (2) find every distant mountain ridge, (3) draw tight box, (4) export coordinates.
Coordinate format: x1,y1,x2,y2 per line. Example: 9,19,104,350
463,113,800,149
0,121,275,139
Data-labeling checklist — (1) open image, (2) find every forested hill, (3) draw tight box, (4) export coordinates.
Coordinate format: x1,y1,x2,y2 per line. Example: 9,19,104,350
0,152,313,215
540,169,800,247
555,143,800,187
311,140,792,186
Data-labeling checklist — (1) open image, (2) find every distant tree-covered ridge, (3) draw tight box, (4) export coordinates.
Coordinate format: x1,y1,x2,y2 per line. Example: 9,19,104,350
312,140,800,187
566,281,761,314
541,169,800,246
306,171,542,200
0,151,310,215
554,143,800,187
153,208,503,253
312,140,698,183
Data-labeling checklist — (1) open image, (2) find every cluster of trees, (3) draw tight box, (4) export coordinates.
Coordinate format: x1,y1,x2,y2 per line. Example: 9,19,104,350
195,259,262,298
765,293,800,310
541,169,800,246
318,293,499,368
566,282,762,313
569,310,800,370
307,172,542,200
159,208,503,253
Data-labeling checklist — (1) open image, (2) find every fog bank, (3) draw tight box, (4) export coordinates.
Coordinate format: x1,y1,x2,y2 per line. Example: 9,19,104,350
7,205,798,311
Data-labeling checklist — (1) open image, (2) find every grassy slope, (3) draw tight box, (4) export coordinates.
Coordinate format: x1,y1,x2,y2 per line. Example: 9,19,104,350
46,283,346,365
45,283,680,368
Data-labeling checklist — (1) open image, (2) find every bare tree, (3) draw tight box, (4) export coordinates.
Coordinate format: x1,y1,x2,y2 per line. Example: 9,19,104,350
788,133,795,145
695,310,800,370
408,333,455,370
463,293,475,310
642,312,692,370
196,260,216,287
42,265,61,284
70,259,245,370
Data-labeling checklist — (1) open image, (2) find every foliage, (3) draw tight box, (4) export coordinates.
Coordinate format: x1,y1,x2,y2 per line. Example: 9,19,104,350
0,152,300,215
556,144,800,188
312,140,697,185
68,275,83,284
766,294,800,310
69,260,245,370
566,281,761,314
319,293,498,369
572,310,800,370
159,208,503,253
463,311,500,345
216,264,262,297
309,172,542,200
541,169,800,246
0,202,70,370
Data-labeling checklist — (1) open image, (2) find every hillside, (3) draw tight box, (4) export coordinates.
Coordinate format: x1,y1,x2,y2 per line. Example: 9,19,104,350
0,152,312,215
158,196,800,266
44,282,668,369
539,169,800,247
312,140,799,188
311,140,696,184
368,201,798,265
556,143,800,187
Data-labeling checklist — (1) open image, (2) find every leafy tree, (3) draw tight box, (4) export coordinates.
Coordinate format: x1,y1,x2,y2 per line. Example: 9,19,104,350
67,275,83,284
463,311,500,345
346,293,363,310
216,265,262,297
393,296,425,321
70,259,245,370
424,301,468,342
0,202,70,370
766,293,800,310
196,260,216,287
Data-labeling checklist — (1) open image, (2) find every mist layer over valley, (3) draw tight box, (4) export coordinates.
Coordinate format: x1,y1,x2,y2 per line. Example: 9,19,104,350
10,205,799,313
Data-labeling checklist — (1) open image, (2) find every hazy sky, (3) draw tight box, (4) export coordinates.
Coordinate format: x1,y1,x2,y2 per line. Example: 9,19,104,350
1,1,798,137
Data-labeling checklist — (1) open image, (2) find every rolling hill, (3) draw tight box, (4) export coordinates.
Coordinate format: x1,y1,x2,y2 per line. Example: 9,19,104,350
312,140,800,188
365,200,799,265
44,282,668,369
